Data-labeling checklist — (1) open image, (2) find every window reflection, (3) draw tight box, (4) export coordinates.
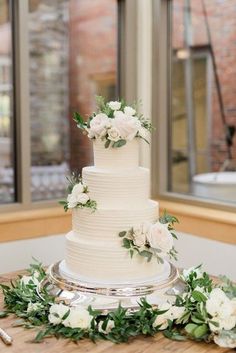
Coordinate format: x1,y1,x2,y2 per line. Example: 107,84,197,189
170,0,236,203
29,0,118,201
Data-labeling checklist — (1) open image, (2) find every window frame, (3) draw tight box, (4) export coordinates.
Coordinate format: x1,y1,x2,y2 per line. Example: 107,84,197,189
0,0,138,241
151,0,236,213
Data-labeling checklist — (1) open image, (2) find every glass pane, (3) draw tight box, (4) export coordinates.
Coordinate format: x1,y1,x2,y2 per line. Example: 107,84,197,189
29,0,118,201
169,0,236,204
0,0,15,204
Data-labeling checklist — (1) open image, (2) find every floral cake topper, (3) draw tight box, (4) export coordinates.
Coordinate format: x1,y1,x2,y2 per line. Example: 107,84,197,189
73,96,153,148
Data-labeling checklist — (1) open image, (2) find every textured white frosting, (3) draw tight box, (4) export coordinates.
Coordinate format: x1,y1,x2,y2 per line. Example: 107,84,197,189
93,139,139,170
64,138,165,284
82,166,149,209
65,201,161,283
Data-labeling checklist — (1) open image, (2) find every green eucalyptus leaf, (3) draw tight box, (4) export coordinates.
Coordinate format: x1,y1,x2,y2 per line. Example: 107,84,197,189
112,139,127,148
119,231,127,237
193,324,208,339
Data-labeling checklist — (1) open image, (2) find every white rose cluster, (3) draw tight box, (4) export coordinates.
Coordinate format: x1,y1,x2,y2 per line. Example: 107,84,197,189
86,100,147,143
48,303,93,329
67,182,90,209
132,221,174,255
153,302,185,330
206,288,236,333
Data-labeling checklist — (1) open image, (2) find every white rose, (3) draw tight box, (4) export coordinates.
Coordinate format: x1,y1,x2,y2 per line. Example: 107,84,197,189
153,302,172,330
133,227,146,247
107,127,120,142
209,316,236,333
27,302,43,313
182,266,203,280
21,275,39,286
67,193,78,208
108,101,121,110
214,332,236,348
89,113,110,138
206,288,234,319
48,303,69,325
98,319,115,334
114,110,125,119
113,115,141,141
124,106,136,116
170,306,185,320
72,183,84,195
146,222,173,254
62,306,93,329
76,193,90,205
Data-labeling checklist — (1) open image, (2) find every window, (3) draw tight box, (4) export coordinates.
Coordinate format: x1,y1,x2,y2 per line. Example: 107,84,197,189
0,0,119,207
0,0,15,204
167,0,236,205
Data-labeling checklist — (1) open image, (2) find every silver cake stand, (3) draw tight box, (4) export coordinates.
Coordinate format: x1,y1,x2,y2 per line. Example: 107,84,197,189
38,261,186,313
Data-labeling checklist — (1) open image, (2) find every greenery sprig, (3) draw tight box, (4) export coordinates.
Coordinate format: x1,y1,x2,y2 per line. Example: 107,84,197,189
59,172,97,212
0,260,236,348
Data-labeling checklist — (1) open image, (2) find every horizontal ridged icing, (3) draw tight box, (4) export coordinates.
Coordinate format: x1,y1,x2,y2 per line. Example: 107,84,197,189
72,200,158,244
65,201,160,282
82,166,149,209
93,139,139,170
65,230,167,283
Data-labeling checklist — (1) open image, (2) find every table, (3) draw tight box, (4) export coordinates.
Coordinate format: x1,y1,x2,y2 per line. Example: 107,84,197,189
0,270,233,353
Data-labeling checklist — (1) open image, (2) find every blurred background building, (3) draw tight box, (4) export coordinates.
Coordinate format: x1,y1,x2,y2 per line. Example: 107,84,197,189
0,0,235,202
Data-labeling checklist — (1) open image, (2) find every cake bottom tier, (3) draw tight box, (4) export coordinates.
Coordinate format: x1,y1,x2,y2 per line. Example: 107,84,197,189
64,231,170,284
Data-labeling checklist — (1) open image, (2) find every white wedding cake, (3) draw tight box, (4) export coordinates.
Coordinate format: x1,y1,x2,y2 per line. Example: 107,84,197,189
59,98,176,287
61,138,170,284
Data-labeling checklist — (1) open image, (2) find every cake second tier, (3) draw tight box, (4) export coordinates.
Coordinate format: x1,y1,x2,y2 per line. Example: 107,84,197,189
82,166,149,209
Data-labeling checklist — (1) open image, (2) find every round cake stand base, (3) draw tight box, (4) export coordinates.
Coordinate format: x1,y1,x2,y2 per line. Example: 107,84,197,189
38,261,186,313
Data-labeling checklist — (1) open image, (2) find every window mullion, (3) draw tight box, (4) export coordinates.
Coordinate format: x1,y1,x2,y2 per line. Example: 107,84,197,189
13,0,31,206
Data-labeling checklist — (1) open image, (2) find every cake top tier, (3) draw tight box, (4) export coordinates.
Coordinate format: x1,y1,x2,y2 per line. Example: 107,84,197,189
73,96,153,155
93,138,139,169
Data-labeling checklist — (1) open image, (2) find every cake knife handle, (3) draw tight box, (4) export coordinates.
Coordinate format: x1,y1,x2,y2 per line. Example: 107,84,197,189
0,327,13,345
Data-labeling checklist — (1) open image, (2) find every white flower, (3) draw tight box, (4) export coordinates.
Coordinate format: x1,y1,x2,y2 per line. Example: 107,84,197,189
98,319,115,334
107,127,120,142
209,316,236,332
27,302,44,313
124,106,136,116
113,115,141,141
76,193,90,205
48,303,69,325
72,183,84,195
62,306,93,329
146,222,173,254
89,113,110,138
133,227,146,247
108,101,121,110
67,191,89,208
114,110,126,119
153,302,171,330
153,303,185,330
206,288,234,319
182,266,203,281
21,274,39,286
67,193,78,208
214,332,236,348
